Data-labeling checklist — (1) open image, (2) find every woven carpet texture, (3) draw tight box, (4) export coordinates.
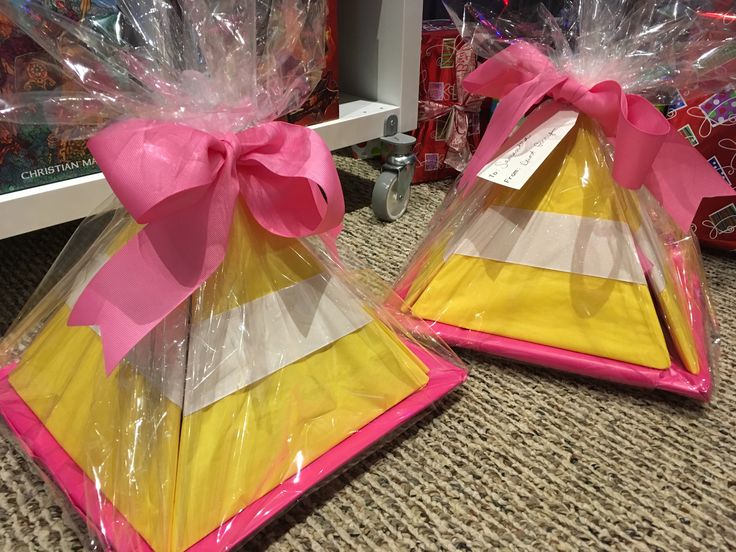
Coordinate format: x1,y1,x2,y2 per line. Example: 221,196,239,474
0,153,734,551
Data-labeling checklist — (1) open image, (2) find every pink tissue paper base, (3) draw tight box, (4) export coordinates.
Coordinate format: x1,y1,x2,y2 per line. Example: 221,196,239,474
0,343,466,551
429,320,710,401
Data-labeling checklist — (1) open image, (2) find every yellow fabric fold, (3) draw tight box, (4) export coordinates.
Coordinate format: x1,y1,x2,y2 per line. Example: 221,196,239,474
9,307,181,552
173,319,427,551
192,204,325,320
411,256,670,368
174,202,429,550
658,287,700,373
484,117,624,221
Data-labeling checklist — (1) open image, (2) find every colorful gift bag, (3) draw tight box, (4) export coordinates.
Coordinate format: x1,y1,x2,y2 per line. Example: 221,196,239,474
0,2,466,549
668,87,736,248
396,2,735,400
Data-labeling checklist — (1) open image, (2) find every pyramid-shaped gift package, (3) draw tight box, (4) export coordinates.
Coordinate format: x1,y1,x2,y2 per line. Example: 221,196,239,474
0,1,466,549
395,2,735,400
1,202,465,551
397,111,713,397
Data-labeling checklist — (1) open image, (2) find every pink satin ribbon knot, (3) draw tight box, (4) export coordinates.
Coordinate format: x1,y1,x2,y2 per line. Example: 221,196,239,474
460,41,734,229
68,119,344,373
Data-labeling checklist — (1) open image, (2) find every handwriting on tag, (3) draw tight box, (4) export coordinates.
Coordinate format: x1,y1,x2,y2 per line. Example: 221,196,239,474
477,109,579,189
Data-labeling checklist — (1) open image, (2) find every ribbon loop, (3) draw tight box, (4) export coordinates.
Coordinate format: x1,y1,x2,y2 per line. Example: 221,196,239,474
236,121,344,238
90,120,228,224
612,94,670,190
70,119,344,374
461,41,735,231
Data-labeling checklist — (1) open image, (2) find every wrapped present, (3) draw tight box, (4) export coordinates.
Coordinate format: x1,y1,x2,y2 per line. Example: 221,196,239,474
0,10,103,194
669,87,736,249
0,1,466,550
667,5,736,249
282,0,339,126
411,20,483,183
395,1,736,400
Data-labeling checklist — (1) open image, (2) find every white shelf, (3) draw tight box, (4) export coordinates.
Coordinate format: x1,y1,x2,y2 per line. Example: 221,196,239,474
312,96,400,150
0,172,110,240
0,97,401,239
0,0,422,240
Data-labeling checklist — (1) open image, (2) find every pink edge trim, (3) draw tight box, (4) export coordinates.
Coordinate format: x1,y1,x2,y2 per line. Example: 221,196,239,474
431,321,710,401
0,344,466,551
394,277,712,402
0,362,154,552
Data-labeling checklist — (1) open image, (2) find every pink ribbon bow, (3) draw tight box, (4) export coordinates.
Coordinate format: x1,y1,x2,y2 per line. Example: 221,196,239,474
461,41,735,231
68,119,344,374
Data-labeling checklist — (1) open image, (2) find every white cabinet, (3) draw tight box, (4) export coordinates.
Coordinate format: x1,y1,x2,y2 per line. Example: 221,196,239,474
0,0,422,239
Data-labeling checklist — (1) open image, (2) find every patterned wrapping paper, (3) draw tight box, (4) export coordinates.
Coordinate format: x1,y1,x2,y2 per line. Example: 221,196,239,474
668,87,736,250
0,0,337,197
666,3,736,250
411,20,483,184
0,12,100,195
283,0,339,126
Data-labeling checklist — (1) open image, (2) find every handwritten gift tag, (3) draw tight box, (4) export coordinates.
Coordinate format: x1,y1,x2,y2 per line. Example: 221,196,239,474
477,109,579,189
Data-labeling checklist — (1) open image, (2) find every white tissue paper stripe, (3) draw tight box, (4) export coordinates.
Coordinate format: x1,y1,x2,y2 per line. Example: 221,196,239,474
451,206,647,285
183,273,372,415
64,257,370,412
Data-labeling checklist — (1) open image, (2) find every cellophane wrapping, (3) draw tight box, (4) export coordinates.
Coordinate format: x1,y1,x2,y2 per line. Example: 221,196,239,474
0,1,467,550
395,0,733,400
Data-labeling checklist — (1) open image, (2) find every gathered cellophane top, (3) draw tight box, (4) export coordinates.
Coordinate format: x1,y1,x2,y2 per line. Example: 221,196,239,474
0,0,329,134
444,0,734,104
0,1,467,550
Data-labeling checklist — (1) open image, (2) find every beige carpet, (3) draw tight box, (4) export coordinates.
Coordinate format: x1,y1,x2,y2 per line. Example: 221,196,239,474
0,153,734,550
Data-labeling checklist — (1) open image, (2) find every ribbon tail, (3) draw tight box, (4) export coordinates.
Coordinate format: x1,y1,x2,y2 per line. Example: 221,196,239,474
69,185,236,374
647,130,736,233
68,236,172,374
459,73,565,190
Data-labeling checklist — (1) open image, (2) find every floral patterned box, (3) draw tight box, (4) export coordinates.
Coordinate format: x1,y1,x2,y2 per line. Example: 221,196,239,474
0,12,100,195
